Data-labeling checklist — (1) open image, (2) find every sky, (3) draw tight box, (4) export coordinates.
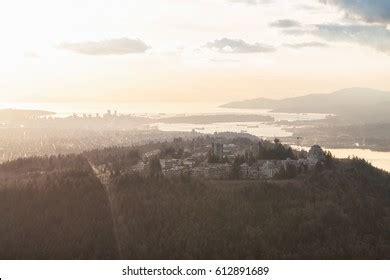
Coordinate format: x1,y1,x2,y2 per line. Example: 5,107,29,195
0,0,390,103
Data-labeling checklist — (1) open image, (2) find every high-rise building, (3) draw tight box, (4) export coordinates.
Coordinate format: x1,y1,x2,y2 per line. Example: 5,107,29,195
211,142,224,158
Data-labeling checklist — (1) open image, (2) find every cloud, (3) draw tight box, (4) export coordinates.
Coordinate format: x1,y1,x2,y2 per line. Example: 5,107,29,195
319,0,390,24
209,58,240,63
285,41,329,49
283,22,390,54
313,24,390,53
24,51,40,58
228,0,271,5
282,29,308,36
57,38,150,55
205,38,276,53
295,4,322,11
270,19,301,28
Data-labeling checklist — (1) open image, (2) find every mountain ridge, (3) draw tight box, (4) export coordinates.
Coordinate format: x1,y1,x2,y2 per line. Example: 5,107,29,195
220,88,390,116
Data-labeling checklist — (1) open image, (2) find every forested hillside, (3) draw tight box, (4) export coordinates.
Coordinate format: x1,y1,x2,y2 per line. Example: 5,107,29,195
0,151,389,259
0,155,117,259
109,158,390,259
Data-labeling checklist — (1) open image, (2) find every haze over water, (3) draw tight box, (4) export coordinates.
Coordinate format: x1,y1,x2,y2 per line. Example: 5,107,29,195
2,101,390,172
294,146,390,173
0,101,327,120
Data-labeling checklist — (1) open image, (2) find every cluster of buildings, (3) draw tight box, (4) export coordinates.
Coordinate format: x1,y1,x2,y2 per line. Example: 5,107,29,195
134,142,326,180
140,151,233,179
240,145,326,179
0,128,197,164
191,163,233,180
240,158,303,179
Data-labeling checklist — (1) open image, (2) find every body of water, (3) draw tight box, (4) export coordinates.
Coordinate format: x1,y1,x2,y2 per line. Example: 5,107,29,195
327,148,390,173
1,102,390,172
156,122,293,137
0,102,327,121
294,146,390,173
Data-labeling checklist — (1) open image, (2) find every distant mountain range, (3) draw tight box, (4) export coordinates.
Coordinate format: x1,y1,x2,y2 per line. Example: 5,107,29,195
220,88,390,119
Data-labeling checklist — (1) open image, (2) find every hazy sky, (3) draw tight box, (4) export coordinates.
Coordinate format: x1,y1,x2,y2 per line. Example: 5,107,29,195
1,0,390,103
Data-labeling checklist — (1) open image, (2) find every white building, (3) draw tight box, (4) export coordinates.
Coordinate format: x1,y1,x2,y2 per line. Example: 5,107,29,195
307,145,325,168
261,161,282,179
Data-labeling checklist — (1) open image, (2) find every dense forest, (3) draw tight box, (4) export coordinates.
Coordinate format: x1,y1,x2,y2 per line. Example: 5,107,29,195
108,158,390,259
0,146,389,259
0,155,117,259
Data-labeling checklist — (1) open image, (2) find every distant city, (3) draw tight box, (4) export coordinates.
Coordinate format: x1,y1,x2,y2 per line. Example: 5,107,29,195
1,102,390,173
